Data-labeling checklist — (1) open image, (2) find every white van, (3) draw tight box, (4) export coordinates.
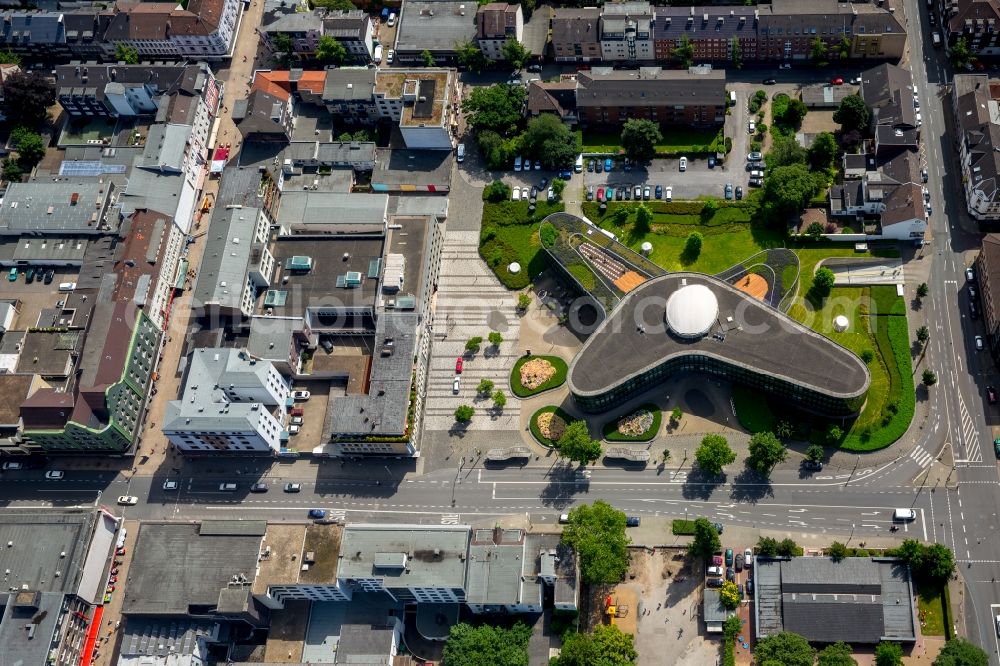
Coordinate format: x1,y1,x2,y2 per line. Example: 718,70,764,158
373,44,383,64
893,508,916,521
219,483,238,491
58,282,76,291
574,154,584,173
729,90,737,105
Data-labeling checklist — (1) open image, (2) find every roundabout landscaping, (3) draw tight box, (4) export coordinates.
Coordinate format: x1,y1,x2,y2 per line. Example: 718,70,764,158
601,404,662,442
529,405,575,447
510,354,568,398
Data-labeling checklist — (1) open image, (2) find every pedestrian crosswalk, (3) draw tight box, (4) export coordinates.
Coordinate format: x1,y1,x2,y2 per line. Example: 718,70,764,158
910,446,934,469
958,395,982,462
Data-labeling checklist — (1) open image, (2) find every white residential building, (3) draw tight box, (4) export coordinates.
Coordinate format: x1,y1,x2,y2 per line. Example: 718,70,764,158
163,348,290,454
599,1,654,62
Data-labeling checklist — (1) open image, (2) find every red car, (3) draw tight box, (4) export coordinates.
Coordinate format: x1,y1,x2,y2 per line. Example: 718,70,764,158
831,76,844,85
455,357,463,374
596,187,605,201
289,406,304,417
988,386,997,404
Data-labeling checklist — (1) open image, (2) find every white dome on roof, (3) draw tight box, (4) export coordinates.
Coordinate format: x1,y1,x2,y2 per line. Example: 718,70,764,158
833,315,849,332
508,262,521,274
665,283,719,339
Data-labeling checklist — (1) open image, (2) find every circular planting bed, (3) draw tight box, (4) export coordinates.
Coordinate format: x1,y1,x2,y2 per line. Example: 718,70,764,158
510,354,568,398
601,404,662,442
530,405,575,447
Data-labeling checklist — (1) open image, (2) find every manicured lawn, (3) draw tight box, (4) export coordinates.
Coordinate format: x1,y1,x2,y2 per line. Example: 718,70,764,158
529,405,576,447
577,127,724,156
916,581,948,637
582,201,785,274
601,404,662,442
510,354,568,398
479,200,564,289
672,519,697,535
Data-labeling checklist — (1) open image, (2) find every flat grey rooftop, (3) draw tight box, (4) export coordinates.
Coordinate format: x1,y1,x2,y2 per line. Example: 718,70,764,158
568,272,870,399
395,0,478,52
755,557,916,644
0,512,95,594
337,524,469,590
0,591,65,666
123,522,265,616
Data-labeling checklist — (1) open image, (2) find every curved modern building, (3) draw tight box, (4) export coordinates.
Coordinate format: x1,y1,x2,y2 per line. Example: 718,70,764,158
567,272,871,417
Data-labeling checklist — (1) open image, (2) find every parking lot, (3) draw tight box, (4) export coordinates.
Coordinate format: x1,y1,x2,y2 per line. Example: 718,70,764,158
286,380,332,451
2,267,82,329
581,156,751,202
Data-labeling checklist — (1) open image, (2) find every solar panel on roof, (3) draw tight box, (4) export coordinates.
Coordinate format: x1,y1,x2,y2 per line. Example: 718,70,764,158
59,161,127,176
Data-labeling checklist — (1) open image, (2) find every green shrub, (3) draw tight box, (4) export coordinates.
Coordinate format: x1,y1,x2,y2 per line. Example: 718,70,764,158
539,222,557,248
602,404,662,442
510,355,568,397
483,180,511,202
724,136,733,153
566,262,596,290
672,519,697,535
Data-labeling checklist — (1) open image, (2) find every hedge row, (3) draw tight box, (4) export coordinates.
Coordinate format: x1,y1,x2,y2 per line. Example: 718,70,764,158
672,519,697,535
482,200,563,228
843,314,914,450
602,404,662,442
723,639,735,666
529,405,576,447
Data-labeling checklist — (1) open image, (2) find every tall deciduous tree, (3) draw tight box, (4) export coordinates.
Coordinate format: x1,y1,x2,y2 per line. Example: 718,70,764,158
833,95,871,133
442,622,531,666
519,113,579,170
808,131,838,171
688,517,721,559
456,40,487,73
115,43,140,64
767,137,808,168
754,631,816,666
501,38,530,70
695,434,736,475
557,420,602,466
874,641,903,666
463,83,527,135
933,638,988,666
561,500,631,584
763,164,823,218
0,71,55,128
421,49,436,66
316,35,347,64
746,431,788,475
818,642,858,666
554,625,637,666
10,127,46,168
620,118,662,162
672,34,694,68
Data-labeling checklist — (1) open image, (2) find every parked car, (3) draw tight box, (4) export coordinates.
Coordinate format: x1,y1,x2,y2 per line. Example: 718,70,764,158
514,156,523,171
976,335,985,351
967,266,976,282
643,185,651,200
779,63,792,70
527,63,542,73
748,120,756,134
452,376,461,394
604,158,613,172
455,357,463,374
596,159,603,173
7,267,16,281
746,578,754,595
707,566,724,576
2,462,21,470
43,269,54,285
626,516,640,527
290,416,304,425
163,480,178,490
284,483,302,493
744,548,753,567
679,156,687,171
971,301,980,319
292,390,310,401
665,186,673,202
706,577,724,588
534,160,542,171
511,186,521,201
616,187,623,201
586,185,594,201
559,513,570,524
45,471,64,480
850,76,862,84
655,184,663,199
117,496,138,505
597,187,605,201
288,424,300,435
250,482,269,492
726,567,736,582
386,49,394,64
25,267,35,284
708,156,716,169
987,385,997,404
735,553,744,571
735,186,743,200
747,152,763,161
749,177,763,187
633,185,642,199
763,78,777,85
605,187,614,202
725,548,734,566
803,459,823,470
529,186,538,200
713,522,724,534
831,76,844,85
724,183,733,199
737,583,745,597
588,159,595,172
308,509,326,519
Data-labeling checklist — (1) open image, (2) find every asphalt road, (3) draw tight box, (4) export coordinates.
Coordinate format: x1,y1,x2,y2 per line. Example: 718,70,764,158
901,2,1000,659
1,9,998,661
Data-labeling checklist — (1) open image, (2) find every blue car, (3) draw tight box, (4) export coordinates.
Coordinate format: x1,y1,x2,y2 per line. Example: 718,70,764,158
604,158,612,172
308,509,326,519
655,184,663,199
558,170,572,180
